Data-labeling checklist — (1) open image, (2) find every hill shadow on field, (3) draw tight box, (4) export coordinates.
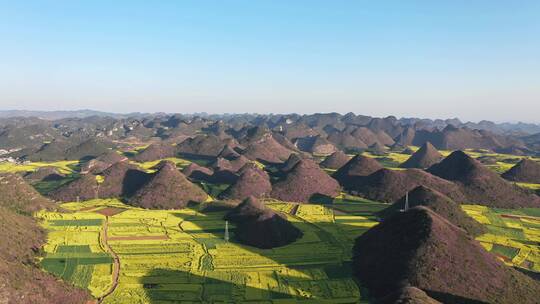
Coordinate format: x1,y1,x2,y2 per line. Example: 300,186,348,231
191,203,353,258
141,268,296,303
424,290,489,304
154,203,374,303
177,153,215,166
121,169,151,196
515,267,540,281
308,193,336,204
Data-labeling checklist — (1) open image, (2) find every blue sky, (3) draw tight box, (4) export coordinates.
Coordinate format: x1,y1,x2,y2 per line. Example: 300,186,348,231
0,1,539,122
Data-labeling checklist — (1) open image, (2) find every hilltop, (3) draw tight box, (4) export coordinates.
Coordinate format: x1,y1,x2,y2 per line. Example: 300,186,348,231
271,159,340,202
353,207,540,303
347,168,465,203
332,154,383,186
224,196,302,248
219,163,272,200
427,151,540,207
0,174,90,304
379,186,486,236
320,150,351,169
399,142,443,169
502,158,540,183
128,161,208,209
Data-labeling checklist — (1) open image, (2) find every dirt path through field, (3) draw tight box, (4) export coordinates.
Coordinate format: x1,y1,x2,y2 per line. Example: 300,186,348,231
97,216,120,304
501,214,540,221
289,203,300,215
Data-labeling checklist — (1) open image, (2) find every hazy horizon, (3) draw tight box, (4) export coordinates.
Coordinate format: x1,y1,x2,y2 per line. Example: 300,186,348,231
2,108,539,125
1,1,539,122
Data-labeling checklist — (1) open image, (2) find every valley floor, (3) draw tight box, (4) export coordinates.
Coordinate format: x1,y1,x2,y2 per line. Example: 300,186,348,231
36,197,383,303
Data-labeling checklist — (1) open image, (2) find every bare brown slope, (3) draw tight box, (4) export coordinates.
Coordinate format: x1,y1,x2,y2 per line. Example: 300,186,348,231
280,153,304,172
80,159,110,174
96,150,127,164
98,162,151,198
177,134,236,157
63,138,114,161
21,138,114,162
393,127,416,147
182,162,214,181
502,158,540,183
320,150,352,169
0,173,54,213
0,208,91,304
347,168,465,203
368,142,388,155
81,151,128,174
48,173,98,202
353,207,540,304
224,196,302,249
24,167,65,182
375,130,396,146
242,133,294,164
399,142,443,169
133,143,177,162
211,155,249,173
0,175,90,304
218,144,241,159
128,161,208,209
294,135,336,154
379,186,486,236
351,127,383,147
427,151,540,208
49,162,149,202
273,133,300,151
219,163,272,200
376,287,441,304
326,131,368,151
332,155,383,186
271,159,340,202
401,147,415,155
412,125,505,151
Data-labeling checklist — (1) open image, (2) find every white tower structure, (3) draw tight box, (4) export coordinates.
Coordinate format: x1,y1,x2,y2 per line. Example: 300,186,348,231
224,220,230,242
404,191,409,211
401,191,409,212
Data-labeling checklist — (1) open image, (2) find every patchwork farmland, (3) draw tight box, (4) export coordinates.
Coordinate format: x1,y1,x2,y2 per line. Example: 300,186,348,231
463,205,540,272
3,139,540,303
36,197,540,303
36,198,383,303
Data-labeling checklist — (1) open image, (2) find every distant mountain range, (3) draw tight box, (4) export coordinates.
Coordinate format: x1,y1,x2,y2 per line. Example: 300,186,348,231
0,109,150,120
1,110,540,157
1,109,539,135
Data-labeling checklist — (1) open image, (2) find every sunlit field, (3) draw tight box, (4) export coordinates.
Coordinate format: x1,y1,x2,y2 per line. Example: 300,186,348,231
36,198,386,303
462,205,540,272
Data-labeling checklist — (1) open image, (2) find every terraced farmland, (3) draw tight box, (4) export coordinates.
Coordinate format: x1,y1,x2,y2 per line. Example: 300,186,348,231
0,160,78,174
132,157,192,172
7,151,540,303
36,198,385,303
462,205,540,272
36,207,115,297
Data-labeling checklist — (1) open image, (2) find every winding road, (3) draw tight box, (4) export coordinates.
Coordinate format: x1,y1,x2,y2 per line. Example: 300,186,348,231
97,216,120,304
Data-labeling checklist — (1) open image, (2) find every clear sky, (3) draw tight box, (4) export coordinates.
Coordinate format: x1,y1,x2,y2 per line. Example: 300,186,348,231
0,1,539,122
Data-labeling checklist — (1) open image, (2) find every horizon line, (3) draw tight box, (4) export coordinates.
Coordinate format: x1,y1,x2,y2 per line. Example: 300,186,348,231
1,108,539,125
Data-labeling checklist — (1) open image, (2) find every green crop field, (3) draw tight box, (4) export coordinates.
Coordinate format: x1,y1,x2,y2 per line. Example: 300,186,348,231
359,148,540,175
131,157,192,173
9,152,539,303
0,160,79,174
36,198,378,303
462,205,540,272
32,174,80,195
36,207,116,295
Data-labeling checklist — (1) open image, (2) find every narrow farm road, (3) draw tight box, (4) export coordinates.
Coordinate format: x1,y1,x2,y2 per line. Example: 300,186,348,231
97,216,120,304
289,203,300,215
